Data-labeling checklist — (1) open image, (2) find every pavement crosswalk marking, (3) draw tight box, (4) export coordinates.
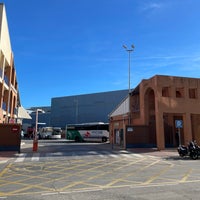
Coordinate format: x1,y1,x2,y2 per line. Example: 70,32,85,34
31,153,40,161
132,153,144,158
12,151,150,163
121,153,135,158
15,153,26,163
109,154,119,158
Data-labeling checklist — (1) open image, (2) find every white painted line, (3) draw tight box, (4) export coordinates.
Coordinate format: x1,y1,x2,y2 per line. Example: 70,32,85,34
109,154,119,158
60,188,103,194
15,153,26,162
98,154,106,158
121,154,133,158
119,150,129,153
42,192,58,196
31,153,40,161
132,153,144,158
0,160,7,164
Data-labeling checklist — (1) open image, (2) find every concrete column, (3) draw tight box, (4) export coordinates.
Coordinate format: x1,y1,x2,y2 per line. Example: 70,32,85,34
183,113,192,144
155,111,165,150
154,89,165,150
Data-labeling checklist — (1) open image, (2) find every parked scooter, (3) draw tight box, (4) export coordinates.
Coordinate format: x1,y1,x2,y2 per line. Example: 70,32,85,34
177,141,200,160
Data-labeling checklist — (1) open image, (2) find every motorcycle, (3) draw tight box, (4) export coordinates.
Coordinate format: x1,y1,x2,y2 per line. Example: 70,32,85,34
177,141,200,160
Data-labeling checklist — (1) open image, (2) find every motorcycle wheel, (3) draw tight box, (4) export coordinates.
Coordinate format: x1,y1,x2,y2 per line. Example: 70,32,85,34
190,153,198,160
179,153,184,157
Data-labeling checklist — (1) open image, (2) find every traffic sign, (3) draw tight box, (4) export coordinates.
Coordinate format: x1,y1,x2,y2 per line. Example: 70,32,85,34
175,120,183,128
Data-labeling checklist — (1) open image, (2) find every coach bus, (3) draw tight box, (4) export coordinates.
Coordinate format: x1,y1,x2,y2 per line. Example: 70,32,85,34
39,127,62,139
66,122,109,142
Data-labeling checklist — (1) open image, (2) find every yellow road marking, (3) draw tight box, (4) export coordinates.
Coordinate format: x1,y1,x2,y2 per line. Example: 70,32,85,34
87,157,147,181
1,156,197,197
142,164,174,185
0,163,12,177
180,169,193,183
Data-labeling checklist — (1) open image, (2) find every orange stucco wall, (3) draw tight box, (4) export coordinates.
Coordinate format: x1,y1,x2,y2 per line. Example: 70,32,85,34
110,75,200,150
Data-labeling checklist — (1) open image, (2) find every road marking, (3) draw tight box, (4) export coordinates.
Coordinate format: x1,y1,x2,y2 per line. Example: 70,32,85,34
121,154,136,158
180,169,193,183
0,160,7,164
59,188,103,194
109,154,119,158
15,153,26,162
31,153,40,161
132,153,144,158
11,150,157,163
42,192,59,196
0,163,12,177
142,163,174,185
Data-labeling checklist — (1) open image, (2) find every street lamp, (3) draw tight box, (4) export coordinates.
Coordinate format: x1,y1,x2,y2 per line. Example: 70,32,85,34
33,108,43,152
123,44,135,150
123,44,135,94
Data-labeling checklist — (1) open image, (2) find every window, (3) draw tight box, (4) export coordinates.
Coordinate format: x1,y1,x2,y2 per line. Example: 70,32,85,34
162,87,170,97
176,87,184,98
189,88,197,99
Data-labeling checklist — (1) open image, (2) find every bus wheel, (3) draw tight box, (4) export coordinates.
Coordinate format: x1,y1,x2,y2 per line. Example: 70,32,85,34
75,136,80,142
102,137,107,143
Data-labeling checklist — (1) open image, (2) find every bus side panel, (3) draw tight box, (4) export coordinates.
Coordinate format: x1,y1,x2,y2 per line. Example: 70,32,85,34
80,130,109,142
66,130,83,142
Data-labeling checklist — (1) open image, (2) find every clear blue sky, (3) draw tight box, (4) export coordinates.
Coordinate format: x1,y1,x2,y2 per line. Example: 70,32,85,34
3,0,200,108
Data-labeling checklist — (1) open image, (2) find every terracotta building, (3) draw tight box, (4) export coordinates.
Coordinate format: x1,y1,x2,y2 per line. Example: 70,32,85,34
0,4,20,123
109,75,200,150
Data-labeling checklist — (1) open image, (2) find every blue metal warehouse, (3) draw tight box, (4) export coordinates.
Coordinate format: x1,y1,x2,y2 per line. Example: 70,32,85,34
24,90,128,129
51,90,128,128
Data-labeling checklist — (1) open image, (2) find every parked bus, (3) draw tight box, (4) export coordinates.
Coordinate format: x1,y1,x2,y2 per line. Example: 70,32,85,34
51,127,62,139
39,127,53,139
66,122,109,142
39,127,62,139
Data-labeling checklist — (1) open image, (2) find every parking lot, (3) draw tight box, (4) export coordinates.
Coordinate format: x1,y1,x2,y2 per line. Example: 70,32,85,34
1,140,200,199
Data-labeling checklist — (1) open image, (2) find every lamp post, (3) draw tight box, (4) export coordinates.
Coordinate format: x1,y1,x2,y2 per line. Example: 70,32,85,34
123,44,135,94
33,109,43,152
123,44,135,150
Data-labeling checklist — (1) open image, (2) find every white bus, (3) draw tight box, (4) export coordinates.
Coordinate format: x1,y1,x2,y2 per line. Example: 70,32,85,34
51,127,62,139
39,127,62,139
66,122,109,142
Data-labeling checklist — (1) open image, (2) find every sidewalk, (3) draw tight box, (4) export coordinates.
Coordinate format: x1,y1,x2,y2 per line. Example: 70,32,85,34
0,151,18,164
0,142,26,164
112,144,178,158
128,148,178,158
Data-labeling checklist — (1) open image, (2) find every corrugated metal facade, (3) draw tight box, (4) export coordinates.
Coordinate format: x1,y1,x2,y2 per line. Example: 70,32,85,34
51,90,128,128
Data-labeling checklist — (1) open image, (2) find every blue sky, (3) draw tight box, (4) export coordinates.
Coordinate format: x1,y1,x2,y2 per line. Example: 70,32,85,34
3,0,200,108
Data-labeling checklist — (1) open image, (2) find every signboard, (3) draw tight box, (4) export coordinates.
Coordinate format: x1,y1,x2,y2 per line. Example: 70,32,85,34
175,120,183,129
11,124,20,133
127,126,134,132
